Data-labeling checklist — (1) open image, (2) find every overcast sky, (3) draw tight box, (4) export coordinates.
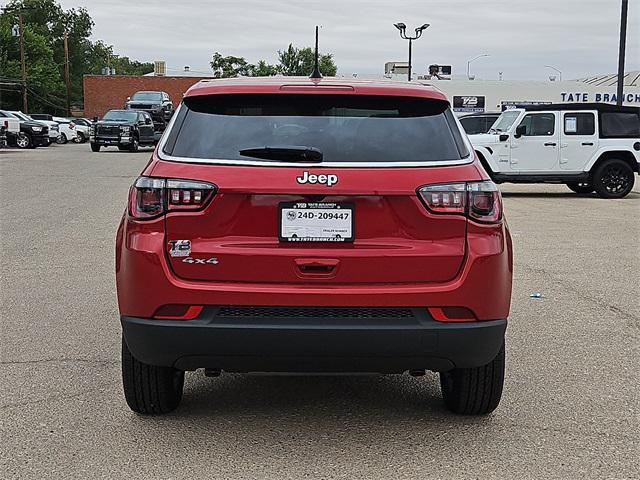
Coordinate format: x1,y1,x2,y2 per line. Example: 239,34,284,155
57,0,638,80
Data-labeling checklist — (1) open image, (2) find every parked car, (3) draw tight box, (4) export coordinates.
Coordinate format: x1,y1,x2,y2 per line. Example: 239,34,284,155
10,111,59,146
116,77,512,415
51,117,79,144
0,110,21,140
71,118,94,128
124,91,173,134
459,112,501,135
52,117,88,143
469,103,640,198
90,109,156,152
0,125,6,148
0,110,49,148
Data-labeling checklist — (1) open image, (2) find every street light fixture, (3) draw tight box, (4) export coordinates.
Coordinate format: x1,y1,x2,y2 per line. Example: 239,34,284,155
467,54,489,80
394,22,430,81
544,65,562,82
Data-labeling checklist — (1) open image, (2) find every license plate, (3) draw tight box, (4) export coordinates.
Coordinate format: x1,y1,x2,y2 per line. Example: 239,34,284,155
279,202,354,242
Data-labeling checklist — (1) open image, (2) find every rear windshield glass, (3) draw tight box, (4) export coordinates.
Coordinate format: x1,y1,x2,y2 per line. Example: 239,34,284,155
165,94,469,162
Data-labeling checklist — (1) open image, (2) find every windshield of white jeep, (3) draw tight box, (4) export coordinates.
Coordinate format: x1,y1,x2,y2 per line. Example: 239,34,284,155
163,94,469,163
490,110,521,132
132,92,162,101
103,111,138,122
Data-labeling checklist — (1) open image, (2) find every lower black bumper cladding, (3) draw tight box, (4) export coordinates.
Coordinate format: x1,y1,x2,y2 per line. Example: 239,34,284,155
121,306,506,373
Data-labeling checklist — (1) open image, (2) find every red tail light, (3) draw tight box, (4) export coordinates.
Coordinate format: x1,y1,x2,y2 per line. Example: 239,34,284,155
128,177,217,220
69,123,75,129
418,181,502,223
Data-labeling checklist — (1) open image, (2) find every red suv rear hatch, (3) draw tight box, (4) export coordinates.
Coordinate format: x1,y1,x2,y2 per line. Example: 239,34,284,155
151,90,479,285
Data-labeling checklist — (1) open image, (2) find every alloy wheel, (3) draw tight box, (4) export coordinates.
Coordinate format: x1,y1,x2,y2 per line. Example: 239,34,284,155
16,136,29,148
601,165,631,195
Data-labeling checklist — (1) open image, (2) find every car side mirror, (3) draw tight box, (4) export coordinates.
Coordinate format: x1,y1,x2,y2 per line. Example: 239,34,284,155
514,125,527,138
126,97,131,101
499,134,509,142
145,118,152,125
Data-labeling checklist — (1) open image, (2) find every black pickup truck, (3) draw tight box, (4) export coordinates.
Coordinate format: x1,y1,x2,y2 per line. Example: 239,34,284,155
90,110,156,152
124,91,173,136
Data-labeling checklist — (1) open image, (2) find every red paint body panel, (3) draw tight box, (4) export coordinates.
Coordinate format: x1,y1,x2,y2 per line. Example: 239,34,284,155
116,79,512,330
183,77,449,101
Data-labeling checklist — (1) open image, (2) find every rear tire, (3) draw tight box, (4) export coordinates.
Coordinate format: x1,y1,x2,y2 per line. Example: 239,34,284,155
90,143,101,152
440,341,505,415
566,182,594,194
122,337,184,414
592,159,635,199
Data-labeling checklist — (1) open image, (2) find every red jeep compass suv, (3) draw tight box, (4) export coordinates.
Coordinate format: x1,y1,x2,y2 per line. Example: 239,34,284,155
116,77,512,415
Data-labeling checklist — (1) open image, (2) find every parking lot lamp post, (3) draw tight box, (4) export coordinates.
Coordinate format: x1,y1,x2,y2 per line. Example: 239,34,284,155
545,65,562,81
467,54,489,80
394,23,430,81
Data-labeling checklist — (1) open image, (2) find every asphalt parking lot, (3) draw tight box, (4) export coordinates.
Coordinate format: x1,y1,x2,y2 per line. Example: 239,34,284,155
1,145,639,480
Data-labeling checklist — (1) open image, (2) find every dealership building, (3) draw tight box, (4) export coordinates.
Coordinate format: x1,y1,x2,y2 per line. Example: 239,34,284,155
83,67,639,118
417,71,640,114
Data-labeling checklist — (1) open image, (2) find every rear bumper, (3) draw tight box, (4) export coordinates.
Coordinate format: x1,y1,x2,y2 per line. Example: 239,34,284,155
121,308,507,373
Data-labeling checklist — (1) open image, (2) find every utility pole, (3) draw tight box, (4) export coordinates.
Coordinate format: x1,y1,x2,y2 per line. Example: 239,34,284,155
616,0,628,106
64,32,71,116
18,11,28,113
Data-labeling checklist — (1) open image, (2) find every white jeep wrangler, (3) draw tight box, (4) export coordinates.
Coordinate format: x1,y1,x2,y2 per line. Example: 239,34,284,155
469,103,640,198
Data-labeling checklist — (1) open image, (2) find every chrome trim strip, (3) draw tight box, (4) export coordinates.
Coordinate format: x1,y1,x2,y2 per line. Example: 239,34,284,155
156,103,475,169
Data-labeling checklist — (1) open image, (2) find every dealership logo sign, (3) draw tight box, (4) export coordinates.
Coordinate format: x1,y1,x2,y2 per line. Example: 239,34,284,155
453,95,486,113
561,92,640,104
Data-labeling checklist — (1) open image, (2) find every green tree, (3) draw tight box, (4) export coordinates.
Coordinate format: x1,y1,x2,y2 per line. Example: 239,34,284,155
249,59,279,77
0,10,66,113
209,45,337,79
277,44,337,76
210,52,253,78
0,0,153,113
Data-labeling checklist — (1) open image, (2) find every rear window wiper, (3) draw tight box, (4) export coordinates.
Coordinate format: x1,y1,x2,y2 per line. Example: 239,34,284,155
239,146,323,162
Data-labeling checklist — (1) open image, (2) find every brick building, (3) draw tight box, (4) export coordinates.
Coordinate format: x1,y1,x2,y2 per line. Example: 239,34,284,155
83,75,211,118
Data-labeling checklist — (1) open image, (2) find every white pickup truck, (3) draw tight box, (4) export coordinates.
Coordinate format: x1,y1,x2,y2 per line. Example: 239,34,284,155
0,110,20,136
468,103,640,198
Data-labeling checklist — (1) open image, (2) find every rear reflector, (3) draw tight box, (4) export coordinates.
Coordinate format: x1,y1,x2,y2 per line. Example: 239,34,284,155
153,305,203,320
429,307,476,322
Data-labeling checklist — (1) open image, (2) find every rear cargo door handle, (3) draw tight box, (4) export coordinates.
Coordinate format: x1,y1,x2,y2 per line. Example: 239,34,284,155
295,258,339,277
544,142,557,147
581,142,594,146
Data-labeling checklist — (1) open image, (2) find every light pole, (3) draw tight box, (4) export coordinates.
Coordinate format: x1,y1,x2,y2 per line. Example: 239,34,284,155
544,65,562,81
616,0,628,106
394,23,430,81
467,54,489,80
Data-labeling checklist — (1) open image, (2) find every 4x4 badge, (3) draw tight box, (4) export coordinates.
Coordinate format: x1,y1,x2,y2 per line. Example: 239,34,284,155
182,257,219,265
